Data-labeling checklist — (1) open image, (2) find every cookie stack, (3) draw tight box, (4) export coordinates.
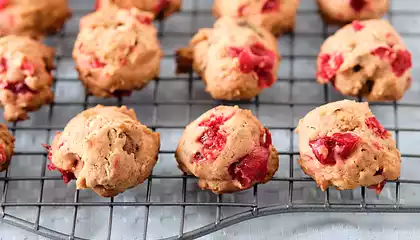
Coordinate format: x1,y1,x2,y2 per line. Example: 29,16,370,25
0,1,412,199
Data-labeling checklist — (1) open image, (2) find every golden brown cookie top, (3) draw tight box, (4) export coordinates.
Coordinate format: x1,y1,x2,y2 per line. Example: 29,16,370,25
185,17,280,100
176,105,279,193
73,7,162,97
0,123,15,172
0,35,55,121
0,0,71,37
296,100,400,193
316,19,412,101
96,0,182,19
317,0,388,23
49,105,160,197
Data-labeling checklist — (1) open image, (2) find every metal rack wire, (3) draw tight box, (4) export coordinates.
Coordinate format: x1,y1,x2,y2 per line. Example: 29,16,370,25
1,0,420,239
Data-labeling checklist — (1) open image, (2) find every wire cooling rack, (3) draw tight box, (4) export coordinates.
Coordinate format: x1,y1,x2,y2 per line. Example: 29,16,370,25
1,0,420,239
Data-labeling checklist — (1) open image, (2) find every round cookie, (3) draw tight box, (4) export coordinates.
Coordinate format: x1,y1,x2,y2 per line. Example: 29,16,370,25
176,17,280,100
317,0,389,24
213,0,299,36
0,0,71,38
316,19,412,101
46,105,160,197
175,105,279,194
0,123,15,172
0,35,55,122
73,7,162,98
296,100,400,194
95,0,182,19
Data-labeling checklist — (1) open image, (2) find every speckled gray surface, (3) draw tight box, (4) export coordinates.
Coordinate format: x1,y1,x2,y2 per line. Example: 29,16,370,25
1,0,420,239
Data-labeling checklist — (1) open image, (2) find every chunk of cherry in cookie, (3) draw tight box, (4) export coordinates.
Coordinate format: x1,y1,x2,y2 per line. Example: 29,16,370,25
365,117,389,139
227,42,276,88
193,112,234,162
352,20,365,31
309,133,359,166
42,141,76,184
228,128,272,188
371,46,412,77
296,100,401,194
316,52,344,83
349,0,367,12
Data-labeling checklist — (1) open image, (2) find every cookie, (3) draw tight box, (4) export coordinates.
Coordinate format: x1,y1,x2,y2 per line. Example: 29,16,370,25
176,17,280,100
0,123,15,172
175,105,279,194
213,0,299,36
73,7,162,98
316,19,412,101
0,35,55,122
46,105,160,197
296,100,400,194
95,0,182,19
317,0,389,24
0,0,71,38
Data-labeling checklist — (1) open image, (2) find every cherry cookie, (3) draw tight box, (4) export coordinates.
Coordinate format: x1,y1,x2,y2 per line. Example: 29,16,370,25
175,106,279,194
0,123,14,172
176,17,280,100
213,0,299,36
0,0,71,38
73,7,162,98
296,100,400,194
95,0,182,19
316,19,412,101
45,105,160,197
317,0,389,24
0,35,55,122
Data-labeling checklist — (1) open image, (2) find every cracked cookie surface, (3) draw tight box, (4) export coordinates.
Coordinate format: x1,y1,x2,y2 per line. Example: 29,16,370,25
316,19,412,101
0,0,71,38
96,0,182,19
176,17,280,100
213,0,299,36
317,0,388,24
48,105,160,197
73,7,162,98
296,100,400,194
0,123,14,172
175,105,279,194
0,35,55,122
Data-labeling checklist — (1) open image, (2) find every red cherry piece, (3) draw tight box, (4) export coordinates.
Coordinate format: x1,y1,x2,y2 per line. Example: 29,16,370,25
371,46,396,62
0,145,6,164
21,59,35,76
316,52,344,82
91,58,106,68
154,0,170,15
43,141,76,184
194,113,234,162
94,0,101,10
350,0,366,12
0,57,7,73
135,15,152,25
227,42,276,88
392,50,412,77
309,133,359,165
261,0,279,13
0,82,38,94
368,181,386,195
237,4,248,17
260,128,272,148
0,0,8,9
228,147,269,188
365,117,388,139
352,20,365,31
